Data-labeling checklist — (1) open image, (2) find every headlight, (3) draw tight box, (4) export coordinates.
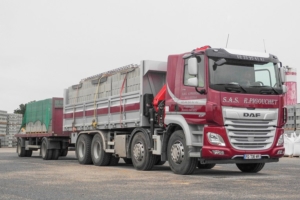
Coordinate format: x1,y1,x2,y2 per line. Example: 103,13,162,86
276,134,284,146
208,132,226,146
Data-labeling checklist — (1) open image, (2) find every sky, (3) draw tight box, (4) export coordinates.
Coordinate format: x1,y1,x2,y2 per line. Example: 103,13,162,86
0,0,299,113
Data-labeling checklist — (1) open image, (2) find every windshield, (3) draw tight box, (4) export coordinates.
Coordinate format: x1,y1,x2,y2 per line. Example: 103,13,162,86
208,58,283,94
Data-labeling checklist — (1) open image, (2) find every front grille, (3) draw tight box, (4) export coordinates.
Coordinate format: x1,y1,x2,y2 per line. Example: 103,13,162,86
225,118,275,150
222,106,278,151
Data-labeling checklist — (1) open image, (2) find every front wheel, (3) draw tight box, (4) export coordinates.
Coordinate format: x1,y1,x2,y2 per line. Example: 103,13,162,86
167,130,197,175
236,163,265,173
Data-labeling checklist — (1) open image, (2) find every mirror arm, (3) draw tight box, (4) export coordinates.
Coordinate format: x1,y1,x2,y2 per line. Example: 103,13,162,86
195,87,206,95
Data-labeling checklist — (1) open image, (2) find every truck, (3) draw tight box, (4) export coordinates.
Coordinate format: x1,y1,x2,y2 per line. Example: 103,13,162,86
15,45,287,175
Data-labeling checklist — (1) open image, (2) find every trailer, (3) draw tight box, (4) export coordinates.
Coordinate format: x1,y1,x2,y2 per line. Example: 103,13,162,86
15,46,287,174
15,98,69,159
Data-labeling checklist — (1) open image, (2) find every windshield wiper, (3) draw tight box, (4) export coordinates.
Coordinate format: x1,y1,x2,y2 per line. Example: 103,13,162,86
214,83,247,93
248,85,279,94
260,86,279,94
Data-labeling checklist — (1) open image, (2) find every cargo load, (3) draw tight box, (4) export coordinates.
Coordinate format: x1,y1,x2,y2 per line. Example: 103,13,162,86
21,98,63,134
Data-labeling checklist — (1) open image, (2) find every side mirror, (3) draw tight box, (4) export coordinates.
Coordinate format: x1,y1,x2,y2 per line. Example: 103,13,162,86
187,77,198,87
282,85,287,94
188,58,197,75
279,67,286,83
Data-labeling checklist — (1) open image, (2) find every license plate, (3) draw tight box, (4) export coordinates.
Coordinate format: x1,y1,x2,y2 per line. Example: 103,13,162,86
244,154,261,159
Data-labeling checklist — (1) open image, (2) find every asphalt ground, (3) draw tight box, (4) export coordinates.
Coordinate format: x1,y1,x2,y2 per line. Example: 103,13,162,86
0,148,299,200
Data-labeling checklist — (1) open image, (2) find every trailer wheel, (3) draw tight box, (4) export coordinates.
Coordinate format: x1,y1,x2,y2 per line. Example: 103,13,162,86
90,134,111,166
17,139,26,157
123,158,133,164
25,150,33,157
155,156,166,165
60,149,68,157
236,163,265,173
108,156,120,166
77,134,93,164
51,149,60,160
197,162,216,169
131,132,156,170
41,139,52,160
167,130,197,175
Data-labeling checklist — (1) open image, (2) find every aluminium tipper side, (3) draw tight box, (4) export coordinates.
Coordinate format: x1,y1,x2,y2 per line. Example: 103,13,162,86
63,60,167,132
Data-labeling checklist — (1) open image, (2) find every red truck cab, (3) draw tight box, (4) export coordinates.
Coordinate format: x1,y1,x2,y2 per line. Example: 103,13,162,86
162,46,286,173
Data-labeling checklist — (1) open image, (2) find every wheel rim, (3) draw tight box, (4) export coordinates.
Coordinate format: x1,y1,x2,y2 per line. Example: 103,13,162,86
93,141,101,159
170,140,184,164
133,142,145,161
41,141,47,158
78,141,85,158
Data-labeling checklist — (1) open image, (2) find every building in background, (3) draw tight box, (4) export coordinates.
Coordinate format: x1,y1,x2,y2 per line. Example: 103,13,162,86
0,110,23,147
283,67,298,135
0,110,8,147
6,113,23,147
284,67,297,106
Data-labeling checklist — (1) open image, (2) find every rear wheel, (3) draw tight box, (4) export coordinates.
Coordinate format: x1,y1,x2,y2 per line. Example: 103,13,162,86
236,163,265,173
167,130,197,175
91,134,110,166
77,134,93,164
41,139,52,160
17,139,26,157
131,132,156,171
25,150,33,157
60,149,68,157
197,163,216,169
51,149,60,160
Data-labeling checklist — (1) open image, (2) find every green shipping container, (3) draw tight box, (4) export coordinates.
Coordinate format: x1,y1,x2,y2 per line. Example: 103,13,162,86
21,98,63,134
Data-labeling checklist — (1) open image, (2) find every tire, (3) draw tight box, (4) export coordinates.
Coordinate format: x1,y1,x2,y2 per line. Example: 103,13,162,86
108,156,120,166
131,132,156,171
25,150,33,157
155,156,166,165
51,149,60,160
123,158,133,165
167,130,197,175
60,149,68,157
17,139,26,157
90,134,110,166
236,163,265,173
197,162,216,169
76,134,93,165
41,139,53,160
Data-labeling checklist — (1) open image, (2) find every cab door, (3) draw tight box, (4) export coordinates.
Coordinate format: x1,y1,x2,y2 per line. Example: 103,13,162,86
179,55,207,124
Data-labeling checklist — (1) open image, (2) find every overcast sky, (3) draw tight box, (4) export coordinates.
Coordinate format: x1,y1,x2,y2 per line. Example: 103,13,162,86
1,0,299,113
